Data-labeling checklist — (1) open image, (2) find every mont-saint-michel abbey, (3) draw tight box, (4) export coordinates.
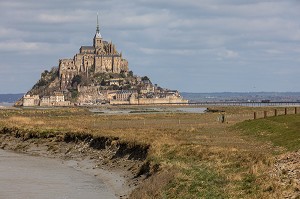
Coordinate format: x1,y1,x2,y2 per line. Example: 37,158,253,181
21,15,188,106
59,16,129,90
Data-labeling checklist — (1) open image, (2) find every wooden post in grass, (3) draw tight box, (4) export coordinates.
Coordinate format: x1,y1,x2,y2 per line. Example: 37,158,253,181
295,107,297,114
285,108,287,115
254,112,257,119
264,111,267,118
274,109,277,116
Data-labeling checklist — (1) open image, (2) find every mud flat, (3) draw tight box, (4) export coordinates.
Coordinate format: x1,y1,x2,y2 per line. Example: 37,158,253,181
0,127,153,199
0,149,116,199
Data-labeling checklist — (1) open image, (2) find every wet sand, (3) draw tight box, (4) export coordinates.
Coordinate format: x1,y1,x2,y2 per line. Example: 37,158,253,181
0,149,117,199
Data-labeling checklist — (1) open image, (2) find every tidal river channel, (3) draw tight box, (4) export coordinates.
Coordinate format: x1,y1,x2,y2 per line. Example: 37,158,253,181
0,149,116,199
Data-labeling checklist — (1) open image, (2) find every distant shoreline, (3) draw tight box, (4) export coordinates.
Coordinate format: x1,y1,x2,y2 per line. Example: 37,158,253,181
0,102,14,107
1,92,300,106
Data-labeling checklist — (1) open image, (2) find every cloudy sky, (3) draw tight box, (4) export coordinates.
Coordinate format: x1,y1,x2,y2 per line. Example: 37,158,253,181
1,0,300,93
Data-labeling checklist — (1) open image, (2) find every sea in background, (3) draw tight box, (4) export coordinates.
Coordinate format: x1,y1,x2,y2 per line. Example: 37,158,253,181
0,94,23,104
181,92,300,103
0,94,23,107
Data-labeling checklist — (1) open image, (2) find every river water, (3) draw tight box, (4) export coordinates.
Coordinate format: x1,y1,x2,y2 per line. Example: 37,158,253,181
0,150,116,199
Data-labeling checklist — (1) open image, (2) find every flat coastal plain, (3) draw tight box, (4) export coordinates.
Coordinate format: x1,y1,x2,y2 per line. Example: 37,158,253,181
0,105,300,198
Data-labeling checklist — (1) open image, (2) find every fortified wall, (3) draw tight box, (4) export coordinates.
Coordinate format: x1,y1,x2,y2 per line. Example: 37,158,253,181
110,95,188,105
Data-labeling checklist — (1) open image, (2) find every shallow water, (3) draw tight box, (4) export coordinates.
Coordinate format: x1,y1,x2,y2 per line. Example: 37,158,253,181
175,107,207,113
0,150,116,199
89,107,207,115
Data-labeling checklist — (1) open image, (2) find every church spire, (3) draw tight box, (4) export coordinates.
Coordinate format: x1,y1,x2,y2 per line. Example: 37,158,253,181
95,12,102,38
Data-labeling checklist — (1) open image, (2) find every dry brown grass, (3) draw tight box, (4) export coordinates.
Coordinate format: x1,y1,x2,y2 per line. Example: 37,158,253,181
0,106,295,198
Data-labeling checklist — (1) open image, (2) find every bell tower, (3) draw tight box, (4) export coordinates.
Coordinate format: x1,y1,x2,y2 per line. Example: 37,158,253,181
94,13,103,49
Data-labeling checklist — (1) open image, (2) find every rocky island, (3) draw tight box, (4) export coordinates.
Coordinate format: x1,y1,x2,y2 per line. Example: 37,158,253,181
18,15,188,107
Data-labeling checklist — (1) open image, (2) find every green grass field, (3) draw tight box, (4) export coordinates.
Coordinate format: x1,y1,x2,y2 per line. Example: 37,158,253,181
235,114,300,151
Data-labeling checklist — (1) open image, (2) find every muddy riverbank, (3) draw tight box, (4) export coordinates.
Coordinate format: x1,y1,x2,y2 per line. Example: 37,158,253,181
0,149,117,199
0,127,155,199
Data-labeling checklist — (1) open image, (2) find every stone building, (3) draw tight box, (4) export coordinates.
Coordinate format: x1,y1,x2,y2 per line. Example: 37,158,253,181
109,78,122,86
59,14,129,90
115,90,137,101
39,92,70,106
40,96,50,105
50,91,65,103
23,95,40,107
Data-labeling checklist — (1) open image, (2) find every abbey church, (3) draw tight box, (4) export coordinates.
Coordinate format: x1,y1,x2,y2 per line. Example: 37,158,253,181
59,15,129,89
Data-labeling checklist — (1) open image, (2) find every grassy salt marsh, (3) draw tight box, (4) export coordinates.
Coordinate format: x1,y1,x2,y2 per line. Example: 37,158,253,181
0,106,299,198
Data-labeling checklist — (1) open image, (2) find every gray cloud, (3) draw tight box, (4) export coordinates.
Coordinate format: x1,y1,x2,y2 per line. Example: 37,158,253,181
0,0,300,93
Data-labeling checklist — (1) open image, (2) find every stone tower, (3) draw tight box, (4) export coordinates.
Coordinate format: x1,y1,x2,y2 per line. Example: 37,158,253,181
94,13,103,49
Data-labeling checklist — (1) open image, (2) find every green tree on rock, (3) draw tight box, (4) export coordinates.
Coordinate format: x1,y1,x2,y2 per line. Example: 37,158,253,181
71,75,82,88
